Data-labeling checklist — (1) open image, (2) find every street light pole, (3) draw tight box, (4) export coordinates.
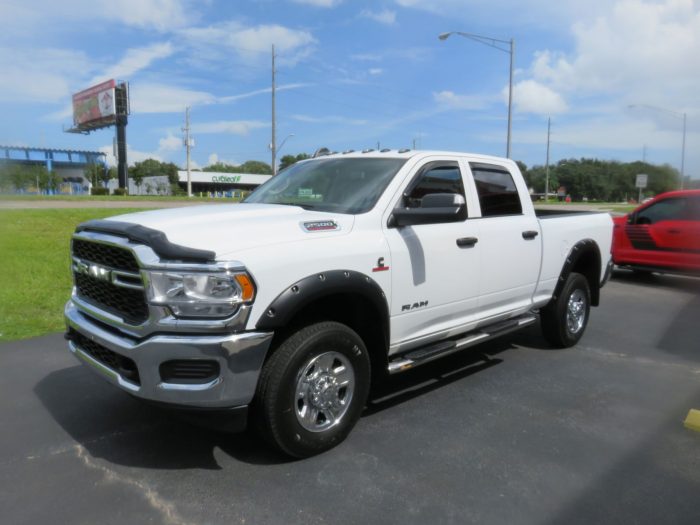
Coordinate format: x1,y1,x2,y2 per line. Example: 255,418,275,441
628,104,687,189
439,31,514,158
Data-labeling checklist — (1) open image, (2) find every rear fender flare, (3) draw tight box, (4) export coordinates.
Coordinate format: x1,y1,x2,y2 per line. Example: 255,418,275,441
551,239,602,306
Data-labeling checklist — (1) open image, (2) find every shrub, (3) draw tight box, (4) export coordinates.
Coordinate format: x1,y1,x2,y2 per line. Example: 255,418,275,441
90,187,109,196
112,188,129,196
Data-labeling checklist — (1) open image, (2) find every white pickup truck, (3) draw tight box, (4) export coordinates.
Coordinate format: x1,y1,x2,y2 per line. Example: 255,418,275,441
65,149,613,457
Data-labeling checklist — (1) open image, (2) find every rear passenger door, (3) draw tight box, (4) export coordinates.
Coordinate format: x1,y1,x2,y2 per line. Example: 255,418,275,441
467,162,541,319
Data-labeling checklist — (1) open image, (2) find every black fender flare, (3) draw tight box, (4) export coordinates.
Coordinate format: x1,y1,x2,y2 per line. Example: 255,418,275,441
255,270,390,337
551,239,602,306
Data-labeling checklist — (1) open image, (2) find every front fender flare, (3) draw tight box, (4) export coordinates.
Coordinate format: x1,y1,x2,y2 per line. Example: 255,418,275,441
255,270,390,335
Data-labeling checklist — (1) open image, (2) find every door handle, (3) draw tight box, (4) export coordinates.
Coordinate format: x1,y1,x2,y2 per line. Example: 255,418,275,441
456,237,478,248
522,230,539,240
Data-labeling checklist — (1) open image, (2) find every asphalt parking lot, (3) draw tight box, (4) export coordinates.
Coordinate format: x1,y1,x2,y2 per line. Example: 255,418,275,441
1,271,699,525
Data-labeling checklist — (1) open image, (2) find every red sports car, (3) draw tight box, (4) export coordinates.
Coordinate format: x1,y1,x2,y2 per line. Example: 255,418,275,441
612,190,700,275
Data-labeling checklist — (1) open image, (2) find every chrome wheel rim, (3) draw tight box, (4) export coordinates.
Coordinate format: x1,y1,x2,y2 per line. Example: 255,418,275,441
566,289,587,335
295,351,355,433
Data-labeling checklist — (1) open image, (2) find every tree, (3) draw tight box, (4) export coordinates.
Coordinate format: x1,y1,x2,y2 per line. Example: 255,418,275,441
279,153,310,171
203,160,273,175
84,163,107,187
239,160,272,174
129,159,181,194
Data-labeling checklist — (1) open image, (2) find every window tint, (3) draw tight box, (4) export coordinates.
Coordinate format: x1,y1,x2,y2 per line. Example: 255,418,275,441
245,157,407,214
470,163,522,217
686,197,700,221
637,198,687,224
404,162,465,208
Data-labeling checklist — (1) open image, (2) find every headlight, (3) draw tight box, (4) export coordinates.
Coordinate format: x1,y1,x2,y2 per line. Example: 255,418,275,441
147,270,255,318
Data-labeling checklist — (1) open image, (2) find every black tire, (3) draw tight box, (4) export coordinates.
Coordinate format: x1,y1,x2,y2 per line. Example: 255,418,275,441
253,321,371,458
540,272,591,348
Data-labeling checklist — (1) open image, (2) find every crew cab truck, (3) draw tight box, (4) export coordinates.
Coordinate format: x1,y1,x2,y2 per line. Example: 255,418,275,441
64,150,613,458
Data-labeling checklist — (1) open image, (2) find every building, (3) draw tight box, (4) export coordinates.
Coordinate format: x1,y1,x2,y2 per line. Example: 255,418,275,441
177,171,272,196
0,145,106,194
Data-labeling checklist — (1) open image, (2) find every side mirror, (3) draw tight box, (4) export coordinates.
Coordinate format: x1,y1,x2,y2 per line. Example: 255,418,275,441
390,193,466,227
626,213,635,225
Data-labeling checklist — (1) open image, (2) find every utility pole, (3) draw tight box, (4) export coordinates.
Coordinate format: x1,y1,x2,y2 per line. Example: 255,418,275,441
377,141,380,150
183,106,192,197
642,144,647,163
545,117,551,202
271,44,277,175
681,112,686,189
412,138,416,150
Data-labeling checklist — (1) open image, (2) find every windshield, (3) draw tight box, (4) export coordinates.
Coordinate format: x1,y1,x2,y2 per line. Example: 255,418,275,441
244,157,407,214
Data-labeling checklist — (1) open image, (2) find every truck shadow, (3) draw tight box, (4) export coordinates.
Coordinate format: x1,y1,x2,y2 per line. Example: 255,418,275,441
33,366,290,468
611,269,700,293
365,338,515,416
34,337,531,468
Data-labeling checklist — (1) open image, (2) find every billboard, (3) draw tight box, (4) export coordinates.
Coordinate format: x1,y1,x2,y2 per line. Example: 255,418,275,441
72,79,117,129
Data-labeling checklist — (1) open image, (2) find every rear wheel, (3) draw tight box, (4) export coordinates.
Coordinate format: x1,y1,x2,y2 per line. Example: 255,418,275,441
253,321,370,458
540,272,591,348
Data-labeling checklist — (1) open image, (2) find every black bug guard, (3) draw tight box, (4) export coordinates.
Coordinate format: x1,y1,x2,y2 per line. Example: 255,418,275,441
76,220,216,263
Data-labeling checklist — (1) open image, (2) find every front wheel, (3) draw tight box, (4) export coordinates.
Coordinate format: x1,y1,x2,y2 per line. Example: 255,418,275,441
540,272,591,348
253,321,371,458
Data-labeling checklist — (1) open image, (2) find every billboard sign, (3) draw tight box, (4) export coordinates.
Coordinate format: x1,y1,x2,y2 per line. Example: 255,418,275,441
72,79,116,128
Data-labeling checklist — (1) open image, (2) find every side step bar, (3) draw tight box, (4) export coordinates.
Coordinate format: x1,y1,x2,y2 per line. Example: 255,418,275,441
387,314,537,374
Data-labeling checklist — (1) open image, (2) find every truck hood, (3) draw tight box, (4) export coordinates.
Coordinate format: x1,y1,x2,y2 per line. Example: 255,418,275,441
108,203,354,258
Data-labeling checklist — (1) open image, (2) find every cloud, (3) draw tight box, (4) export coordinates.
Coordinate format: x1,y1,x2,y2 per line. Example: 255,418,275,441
101,0,192,32
393,0,613,29
291,114,368,125
524,0,700,108
350,53,383,62
0,0,194,36
291,0,342,7
158,133,182,152
360,9,397,25
511,80,568,115
0,47,90,103
99,145,164,167
218,83,310,103
94,42,174,84
193,120,268,135
368,68,383,75
130,83,217,113
180,22,316,67
433,90,489,110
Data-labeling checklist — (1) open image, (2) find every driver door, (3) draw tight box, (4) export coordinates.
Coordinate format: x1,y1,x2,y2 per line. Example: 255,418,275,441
384,158,481,352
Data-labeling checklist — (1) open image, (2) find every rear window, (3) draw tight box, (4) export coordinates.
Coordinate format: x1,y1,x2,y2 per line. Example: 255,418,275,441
470,163,522,217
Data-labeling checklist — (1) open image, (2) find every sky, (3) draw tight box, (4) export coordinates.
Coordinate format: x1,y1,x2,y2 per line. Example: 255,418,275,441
0,0,698,178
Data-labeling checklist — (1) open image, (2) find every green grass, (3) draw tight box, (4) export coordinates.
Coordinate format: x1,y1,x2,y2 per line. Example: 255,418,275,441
0,208,150,342
1,194,242,202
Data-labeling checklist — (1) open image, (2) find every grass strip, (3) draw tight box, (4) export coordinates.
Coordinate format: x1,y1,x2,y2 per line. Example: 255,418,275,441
0,208,149,342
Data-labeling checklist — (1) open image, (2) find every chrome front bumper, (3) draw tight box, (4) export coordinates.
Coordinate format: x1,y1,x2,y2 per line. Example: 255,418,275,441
65,300,273,408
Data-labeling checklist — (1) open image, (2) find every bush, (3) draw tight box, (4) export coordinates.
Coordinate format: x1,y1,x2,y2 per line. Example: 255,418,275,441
170,183,186,196
112,188,129,196
90,187,109,196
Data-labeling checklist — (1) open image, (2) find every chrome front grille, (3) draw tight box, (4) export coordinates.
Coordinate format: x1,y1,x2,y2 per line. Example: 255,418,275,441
71,239,149,325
